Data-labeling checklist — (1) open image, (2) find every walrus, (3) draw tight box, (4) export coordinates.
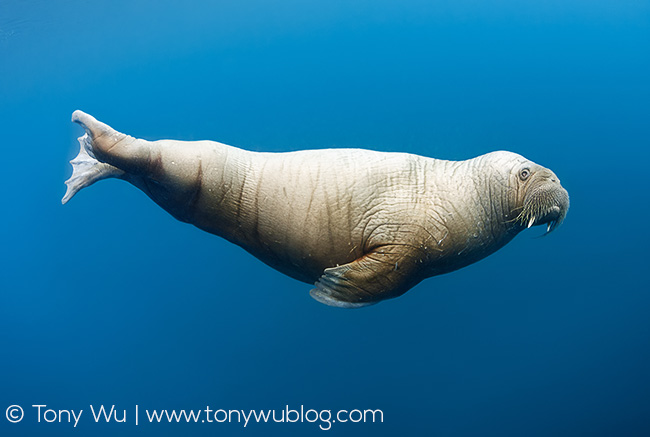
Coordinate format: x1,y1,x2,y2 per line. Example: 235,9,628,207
63,110,569,308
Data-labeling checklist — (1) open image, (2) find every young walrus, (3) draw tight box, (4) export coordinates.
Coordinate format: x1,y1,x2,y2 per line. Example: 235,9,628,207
63,111,569,308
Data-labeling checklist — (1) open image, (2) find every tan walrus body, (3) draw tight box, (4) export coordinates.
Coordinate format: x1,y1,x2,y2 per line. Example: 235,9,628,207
64,111,569,307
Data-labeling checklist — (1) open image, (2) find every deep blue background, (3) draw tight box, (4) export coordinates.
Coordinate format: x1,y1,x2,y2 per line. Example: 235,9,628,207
1,1,649,435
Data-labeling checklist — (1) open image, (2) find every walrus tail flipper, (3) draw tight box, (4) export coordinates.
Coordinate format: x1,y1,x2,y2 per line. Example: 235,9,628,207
310,249,420,308
62,111,129,204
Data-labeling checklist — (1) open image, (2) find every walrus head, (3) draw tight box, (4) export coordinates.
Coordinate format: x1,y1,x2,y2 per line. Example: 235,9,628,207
511,161,570,234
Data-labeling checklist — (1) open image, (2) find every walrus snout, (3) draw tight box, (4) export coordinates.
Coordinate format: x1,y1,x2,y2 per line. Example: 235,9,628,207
520,172,569,233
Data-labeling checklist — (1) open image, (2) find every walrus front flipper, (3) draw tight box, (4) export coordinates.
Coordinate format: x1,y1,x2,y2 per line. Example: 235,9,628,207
310,249,422,308
310,265,377,308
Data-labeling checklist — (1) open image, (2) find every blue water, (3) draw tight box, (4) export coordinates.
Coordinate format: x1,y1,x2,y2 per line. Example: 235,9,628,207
1,1,649,436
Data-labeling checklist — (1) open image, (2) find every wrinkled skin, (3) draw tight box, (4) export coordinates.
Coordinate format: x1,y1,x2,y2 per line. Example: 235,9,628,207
64,111,569,308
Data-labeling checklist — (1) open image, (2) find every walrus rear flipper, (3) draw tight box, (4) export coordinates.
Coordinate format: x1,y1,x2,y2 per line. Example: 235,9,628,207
310,249,420,308
62,111,129,204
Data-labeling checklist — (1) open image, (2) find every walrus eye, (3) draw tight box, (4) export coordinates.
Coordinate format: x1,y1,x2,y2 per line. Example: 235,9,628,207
519,168,530,181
